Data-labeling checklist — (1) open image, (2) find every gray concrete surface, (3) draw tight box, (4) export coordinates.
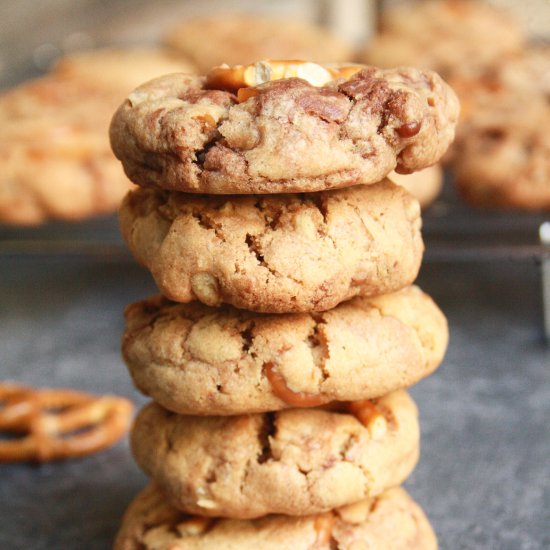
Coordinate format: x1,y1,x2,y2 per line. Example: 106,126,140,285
0,253,549,549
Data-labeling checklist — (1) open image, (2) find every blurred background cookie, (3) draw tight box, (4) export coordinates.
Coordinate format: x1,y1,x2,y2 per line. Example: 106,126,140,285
449,47,550,209
361,0,525,79
0,47,195,225
388,164,443,208
164,14,354,73
52,47,196,94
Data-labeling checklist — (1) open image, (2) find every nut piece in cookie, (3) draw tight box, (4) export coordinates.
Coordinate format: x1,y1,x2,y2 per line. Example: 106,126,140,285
114,484,437,550
130,390,419,519
110,62,459,194
119,180,424,313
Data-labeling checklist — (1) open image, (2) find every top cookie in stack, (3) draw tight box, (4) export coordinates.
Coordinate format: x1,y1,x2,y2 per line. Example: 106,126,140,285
111,60,458,314
110,60,458,195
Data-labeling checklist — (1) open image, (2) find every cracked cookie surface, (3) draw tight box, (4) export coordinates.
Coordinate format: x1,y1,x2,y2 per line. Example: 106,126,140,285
114,484,436,550
109,66,459,194
123,286,447,415
131,390,419,519
0,48,195,225
119,180,423,313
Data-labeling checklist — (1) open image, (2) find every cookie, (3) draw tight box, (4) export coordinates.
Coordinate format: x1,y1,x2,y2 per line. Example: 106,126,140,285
122,286,447,416
114,484,437,550
0,76,132,225
164,14,354,74
0,48,195,225
450,48,550,209
388,165,443,208
453,118,550,209
362,0,524,79
449,48,550,128
109,63,459,194
119,180,423,313
131,390,419,519
490,47,550,98
52,47,196,94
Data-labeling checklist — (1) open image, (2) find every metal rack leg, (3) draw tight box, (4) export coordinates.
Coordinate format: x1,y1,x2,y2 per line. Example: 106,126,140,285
319,0,378,44
539,222,550,342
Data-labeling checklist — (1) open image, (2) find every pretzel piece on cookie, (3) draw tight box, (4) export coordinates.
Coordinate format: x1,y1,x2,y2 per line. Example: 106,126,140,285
205,59,363,93
0,382,133,462
349,399,388,440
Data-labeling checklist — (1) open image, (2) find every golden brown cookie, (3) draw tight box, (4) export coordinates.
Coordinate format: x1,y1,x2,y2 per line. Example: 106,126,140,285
52,47,196,93
453,117,550,209
131,390,419,519
388,165,443,208
114,484,437,550
450,48,550,209
122,286,447,416
0,48,195,225
362,0,524,79
164,14,354,74
109,63,459,194
119,180,423,313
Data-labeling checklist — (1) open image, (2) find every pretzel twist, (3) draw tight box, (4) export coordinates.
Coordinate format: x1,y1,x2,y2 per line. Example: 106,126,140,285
205,59,363,93
0,382,133,462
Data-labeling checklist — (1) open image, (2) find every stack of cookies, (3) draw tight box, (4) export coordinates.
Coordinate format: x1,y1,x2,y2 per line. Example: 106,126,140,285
110,60,459,549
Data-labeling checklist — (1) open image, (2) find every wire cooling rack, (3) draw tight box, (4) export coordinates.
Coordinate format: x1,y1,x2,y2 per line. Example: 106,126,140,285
1,179,547,263
2,184,548,338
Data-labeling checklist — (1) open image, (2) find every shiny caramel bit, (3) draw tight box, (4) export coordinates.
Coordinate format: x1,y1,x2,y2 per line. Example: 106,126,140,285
348,400,387,440
237,87,260,102
264,362,325,408
206,60,364,96
396,121,421,138
194,113,216,128
326,64,365,81
314,513,336,545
